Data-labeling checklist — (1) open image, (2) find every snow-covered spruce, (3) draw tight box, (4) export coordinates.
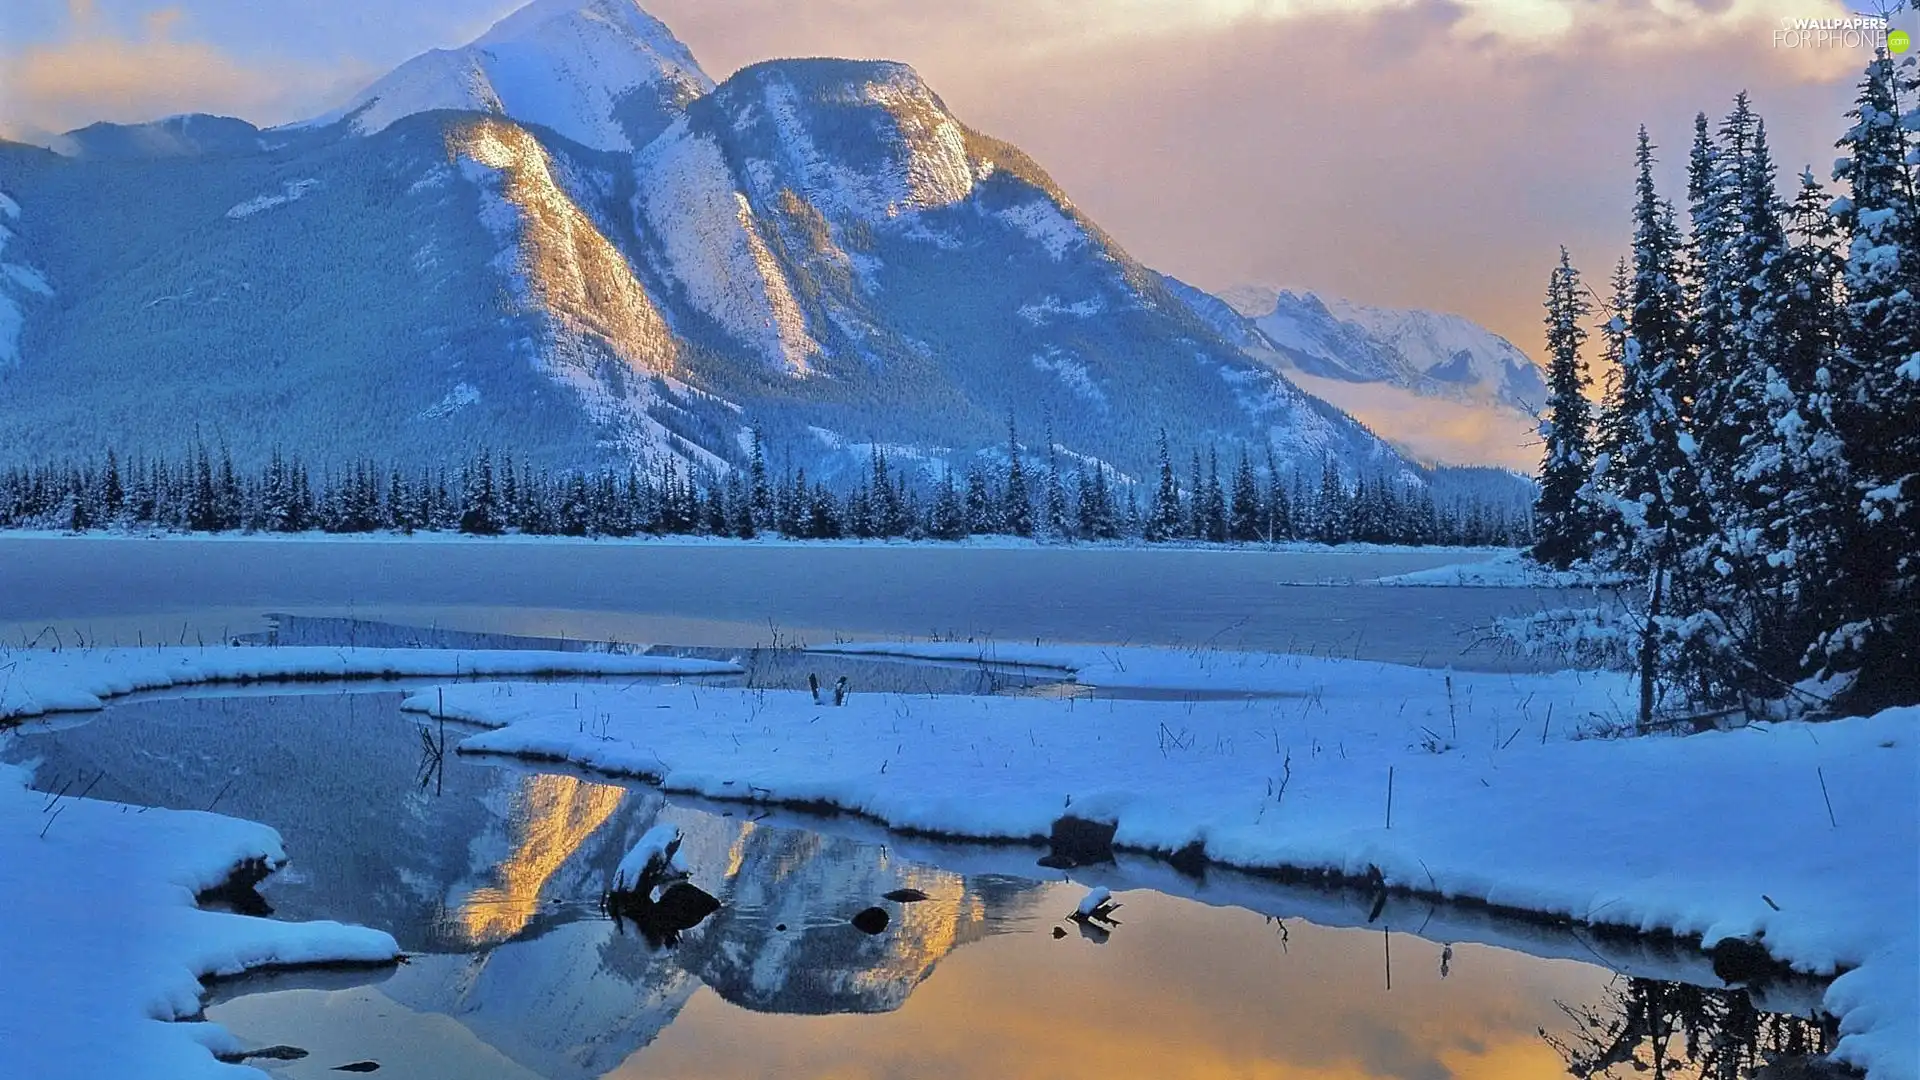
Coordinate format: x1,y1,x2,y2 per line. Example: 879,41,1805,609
1522,67,1919,717
400,643,1915,1080
0,763,399,1080
0,646,740,723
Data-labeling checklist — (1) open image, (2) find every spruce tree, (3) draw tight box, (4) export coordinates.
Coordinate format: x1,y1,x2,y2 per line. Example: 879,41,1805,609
964,469,995,535
1043,420,1071,541
1604,129,1706,557
1821,52,1920,707
749,430,772,531
1002,415,1032,537
1147,429,1181,542
1533,247,1596,568
1230,450,1261,542
1598,129,1712,727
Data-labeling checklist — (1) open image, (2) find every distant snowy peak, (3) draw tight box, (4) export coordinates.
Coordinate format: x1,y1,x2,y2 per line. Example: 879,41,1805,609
329,0,714,151
1320,296,1545,409
1210,283,1544,413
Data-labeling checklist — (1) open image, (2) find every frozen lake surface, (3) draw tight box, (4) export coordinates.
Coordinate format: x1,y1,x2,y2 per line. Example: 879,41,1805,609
0,537,1599,670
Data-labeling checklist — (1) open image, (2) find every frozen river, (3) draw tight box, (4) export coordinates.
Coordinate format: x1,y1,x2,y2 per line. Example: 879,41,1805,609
0,537,1597,670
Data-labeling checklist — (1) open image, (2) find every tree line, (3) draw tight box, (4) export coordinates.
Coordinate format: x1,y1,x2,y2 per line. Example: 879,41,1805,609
0,422,1530,548
1530,48,1917,715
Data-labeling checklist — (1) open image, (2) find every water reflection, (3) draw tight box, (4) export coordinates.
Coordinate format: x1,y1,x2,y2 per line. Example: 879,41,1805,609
1546,977,1837,1079
1,690,1842,1080
457,773,629,945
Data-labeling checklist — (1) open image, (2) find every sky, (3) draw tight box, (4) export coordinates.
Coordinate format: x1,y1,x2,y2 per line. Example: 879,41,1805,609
0,0,1906,360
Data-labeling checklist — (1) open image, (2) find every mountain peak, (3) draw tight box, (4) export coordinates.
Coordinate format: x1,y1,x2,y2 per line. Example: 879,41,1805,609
476,0,695,64
324,0,713,151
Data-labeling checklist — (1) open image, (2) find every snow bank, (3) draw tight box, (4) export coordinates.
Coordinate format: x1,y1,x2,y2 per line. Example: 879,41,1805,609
0,763,399,1079
1371,551,1623,588
812,639,1631,707
404,647,1916,1080
0,646,741,724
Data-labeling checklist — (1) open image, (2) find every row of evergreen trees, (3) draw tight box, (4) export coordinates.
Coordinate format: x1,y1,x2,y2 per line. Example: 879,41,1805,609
1531,48,1918,714
0,426,1530,548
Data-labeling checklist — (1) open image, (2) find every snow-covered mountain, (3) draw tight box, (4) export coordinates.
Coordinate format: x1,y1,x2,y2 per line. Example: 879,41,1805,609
324,0,712,152
1219,285,1546,412
0,0,1520,492
1163,278,1546,471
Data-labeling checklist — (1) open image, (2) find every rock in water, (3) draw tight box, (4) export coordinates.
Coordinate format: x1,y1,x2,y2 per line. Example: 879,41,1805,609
1074,885,1113,919
851,907,890,934
611,823,686,894
652,882,721,928
1709,936,1776,986
1038,815,1116,869
611,881,721,948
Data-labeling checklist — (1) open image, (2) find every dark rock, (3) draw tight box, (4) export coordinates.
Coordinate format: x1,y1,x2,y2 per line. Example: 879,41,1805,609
609,882,721,948
1710,936,1777,986
883,888,931,903
332,1063,381,1073
851,907,890,935
197,857,277,917
1040,815,1116,869
1052,926,1067,939
653,882,721,925
775,923,787,931
1167,841,1208,878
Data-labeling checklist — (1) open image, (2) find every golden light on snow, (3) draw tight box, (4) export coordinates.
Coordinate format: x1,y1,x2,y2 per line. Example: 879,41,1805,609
447,117,681,379
454,771,627,945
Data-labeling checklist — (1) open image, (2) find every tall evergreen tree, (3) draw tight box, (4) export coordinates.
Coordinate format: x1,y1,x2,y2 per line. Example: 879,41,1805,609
1534,247,1597,568
1608,128,1710,727
1147,429,1181,542
963,468,995,535
749,429,772,531
1043,422,1071,541
1229,450,1262,543
1001,414,1032,537
1820,51,1920,707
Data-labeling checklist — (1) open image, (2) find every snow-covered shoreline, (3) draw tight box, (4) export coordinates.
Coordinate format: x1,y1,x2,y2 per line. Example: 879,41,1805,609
0,646,741,724
400,642,1915,1080
1369,551,1624,588
0,646,743,1078
0,762,400,1080
0,526,1512,558
2,641,1909,1077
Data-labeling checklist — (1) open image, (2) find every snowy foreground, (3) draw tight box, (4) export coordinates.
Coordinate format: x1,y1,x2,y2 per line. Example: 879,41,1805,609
0,645,742,723
402,643,1917,1080
0,761,397,1078
0,647,740,1079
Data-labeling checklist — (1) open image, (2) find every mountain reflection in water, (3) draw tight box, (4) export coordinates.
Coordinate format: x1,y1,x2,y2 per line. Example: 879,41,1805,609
1,689,1837,1080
